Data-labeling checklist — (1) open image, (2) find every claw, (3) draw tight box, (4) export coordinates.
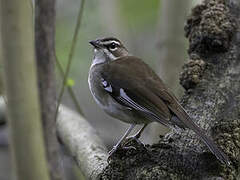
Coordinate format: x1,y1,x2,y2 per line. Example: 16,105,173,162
122,145,136,150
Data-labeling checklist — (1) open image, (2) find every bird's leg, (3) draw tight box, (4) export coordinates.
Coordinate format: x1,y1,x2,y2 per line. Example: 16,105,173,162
123,124,148,146
108,124,136,157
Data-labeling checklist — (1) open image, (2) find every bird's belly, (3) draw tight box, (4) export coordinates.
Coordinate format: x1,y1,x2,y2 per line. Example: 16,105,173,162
103,97,133,122
95,93,138,123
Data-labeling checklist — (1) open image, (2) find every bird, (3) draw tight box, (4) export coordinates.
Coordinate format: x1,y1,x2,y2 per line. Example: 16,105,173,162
88,37,230,165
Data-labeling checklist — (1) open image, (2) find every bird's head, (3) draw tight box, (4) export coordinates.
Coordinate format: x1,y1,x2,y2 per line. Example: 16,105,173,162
89,37,129,64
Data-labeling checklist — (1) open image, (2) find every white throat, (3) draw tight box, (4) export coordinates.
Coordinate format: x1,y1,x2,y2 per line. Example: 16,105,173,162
90,49,106,68
90,48,118,68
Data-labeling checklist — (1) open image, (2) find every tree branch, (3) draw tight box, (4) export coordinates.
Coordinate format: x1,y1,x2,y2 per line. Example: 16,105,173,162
0,98,108,180
56,105,108,180
35,0,65,179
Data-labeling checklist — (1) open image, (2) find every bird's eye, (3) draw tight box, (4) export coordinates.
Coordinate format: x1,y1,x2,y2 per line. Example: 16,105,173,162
109,42,117,50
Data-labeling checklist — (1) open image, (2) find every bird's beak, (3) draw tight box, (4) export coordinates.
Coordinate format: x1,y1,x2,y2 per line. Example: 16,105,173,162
89,40,101,48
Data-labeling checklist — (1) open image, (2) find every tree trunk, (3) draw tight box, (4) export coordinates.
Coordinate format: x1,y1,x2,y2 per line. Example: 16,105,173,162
0,1,50,179
35,1,65,180
100,0,240,179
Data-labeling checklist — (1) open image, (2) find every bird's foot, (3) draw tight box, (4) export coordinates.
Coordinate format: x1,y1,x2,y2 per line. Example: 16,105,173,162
123,135,145,147
108,138,144,162
107,144,138,162
122,145,137,150
107,133,148,162
107,145,119,162
123,135,150,154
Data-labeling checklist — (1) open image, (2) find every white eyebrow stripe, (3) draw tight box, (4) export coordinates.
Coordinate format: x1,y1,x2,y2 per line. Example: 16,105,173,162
102,40,120,46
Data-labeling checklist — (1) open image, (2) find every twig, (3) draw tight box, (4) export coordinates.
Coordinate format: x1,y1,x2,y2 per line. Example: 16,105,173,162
55,0,85,120
56,57,84,116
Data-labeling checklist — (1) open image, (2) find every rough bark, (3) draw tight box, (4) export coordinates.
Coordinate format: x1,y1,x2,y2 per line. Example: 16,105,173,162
99,0,240,179
35,1,65,180
0,1,50,179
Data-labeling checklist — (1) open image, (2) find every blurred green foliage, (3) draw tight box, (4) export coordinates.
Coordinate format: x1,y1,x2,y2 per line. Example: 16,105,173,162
119,0,159,27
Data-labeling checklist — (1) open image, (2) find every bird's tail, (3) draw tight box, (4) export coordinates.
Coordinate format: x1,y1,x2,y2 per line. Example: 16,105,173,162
191,123,230,165
168,102,230,165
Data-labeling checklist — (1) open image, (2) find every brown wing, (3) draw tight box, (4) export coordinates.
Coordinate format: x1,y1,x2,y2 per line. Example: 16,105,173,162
101,56,172,126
